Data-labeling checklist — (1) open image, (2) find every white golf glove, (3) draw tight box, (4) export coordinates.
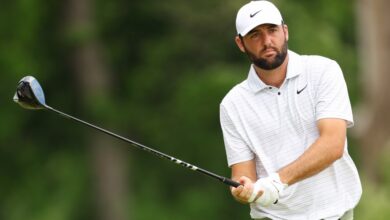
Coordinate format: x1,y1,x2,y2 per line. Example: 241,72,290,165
247,173,288,206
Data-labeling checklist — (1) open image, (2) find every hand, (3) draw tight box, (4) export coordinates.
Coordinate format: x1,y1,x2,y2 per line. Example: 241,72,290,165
230,176,263,204
250,173,288,207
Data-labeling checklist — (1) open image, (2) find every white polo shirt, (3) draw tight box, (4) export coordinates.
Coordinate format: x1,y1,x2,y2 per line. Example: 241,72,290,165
220,50,362,220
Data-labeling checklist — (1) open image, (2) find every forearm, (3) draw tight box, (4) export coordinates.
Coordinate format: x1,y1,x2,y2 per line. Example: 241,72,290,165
278,131,345,185
229,160,258,204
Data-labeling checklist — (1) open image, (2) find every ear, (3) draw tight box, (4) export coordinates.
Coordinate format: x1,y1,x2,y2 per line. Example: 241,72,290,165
235,36,246,53
283,24,289,41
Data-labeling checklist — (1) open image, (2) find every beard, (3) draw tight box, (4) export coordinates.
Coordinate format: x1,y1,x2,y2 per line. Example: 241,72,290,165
244,40,288,70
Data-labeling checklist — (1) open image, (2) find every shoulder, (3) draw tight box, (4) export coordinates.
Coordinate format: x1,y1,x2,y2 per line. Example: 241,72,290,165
299,53,339,72
293,52,342,82
220,80,249,108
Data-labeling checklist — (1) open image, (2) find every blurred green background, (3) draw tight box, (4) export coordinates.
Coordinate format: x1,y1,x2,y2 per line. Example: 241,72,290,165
1,0,389,219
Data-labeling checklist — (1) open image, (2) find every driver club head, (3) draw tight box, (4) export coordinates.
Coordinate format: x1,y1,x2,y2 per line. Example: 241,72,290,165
13,76,47,110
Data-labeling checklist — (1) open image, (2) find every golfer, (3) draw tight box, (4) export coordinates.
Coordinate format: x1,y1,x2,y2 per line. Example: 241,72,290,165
219,1,362,219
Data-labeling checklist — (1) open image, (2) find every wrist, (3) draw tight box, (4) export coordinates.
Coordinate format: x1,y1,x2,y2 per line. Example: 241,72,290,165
247,173,288,206
269,172,288,193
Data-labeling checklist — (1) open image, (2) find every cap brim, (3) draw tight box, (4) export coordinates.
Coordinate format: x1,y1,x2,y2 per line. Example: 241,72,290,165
240,19,282,36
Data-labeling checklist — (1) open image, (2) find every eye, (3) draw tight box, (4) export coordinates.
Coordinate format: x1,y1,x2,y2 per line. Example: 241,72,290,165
269,27,278,33
249,32,260,39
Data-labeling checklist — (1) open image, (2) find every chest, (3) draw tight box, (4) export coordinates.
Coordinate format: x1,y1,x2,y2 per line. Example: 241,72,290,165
238,76,317,141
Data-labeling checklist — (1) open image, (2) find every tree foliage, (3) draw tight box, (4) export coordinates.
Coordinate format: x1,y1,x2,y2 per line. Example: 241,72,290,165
1,0,387,219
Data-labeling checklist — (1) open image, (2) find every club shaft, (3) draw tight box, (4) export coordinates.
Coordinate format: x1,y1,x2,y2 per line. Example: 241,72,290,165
44,105,240,188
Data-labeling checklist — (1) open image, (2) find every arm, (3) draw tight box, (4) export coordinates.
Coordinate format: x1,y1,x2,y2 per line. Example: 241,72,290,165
230,159,285,206
220,104,261,203
278,118,347,185
229,119,347,205
277,61,352,185
231,159,257,182
230,160,258,204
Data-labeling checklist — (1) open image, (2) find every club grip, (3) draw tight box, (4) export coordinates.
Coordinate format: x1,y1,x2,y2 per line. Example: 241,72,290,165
223,178,241,188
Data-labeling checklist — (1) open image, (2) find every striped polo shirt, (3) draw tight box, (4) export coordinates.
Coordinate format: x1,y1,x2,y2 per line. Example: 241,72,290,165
220,50,362,219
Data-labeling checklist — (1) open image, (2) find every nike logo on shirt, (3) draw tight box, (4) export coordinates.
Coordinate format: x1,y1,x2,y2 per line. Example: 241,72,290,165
297,84,308,94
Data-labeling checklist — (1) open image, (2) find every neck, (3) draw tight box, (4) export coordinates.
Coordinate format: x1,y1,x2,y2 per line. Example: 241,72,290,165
253,54,289,88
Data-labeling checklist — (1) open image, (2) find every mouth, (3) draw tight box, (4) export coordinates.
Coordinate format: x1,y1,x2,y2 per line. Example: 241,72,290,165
262,48,277,58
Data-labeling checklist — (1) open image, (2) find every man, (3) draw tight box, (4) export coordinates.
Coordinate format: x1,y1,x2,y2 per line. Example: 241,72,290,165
219,1,362,219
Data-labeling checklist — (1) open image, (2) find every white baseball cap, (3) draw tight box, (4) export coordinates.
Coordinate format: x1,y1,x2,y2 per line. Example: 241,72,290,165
236,1,283,36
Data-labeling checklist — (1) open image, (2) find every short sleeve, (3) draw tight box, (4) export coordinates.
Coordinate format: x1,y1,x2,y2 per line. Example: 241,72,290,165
220,104,254,167
315,61,354,127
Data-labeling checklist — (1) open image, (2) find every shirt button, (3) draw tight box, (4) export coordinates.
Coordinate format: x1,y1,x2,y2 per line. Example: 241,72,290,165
278,92,281,95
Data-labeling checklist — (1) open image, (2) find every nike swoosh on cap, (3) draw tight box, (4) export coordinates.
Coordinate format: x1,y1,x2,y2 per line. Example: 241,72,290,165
250,10,262,18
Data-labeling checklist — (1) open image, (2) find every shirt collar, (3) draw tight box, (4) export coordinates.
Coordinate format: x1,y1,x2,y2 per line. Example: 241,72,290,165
246,50,303,93
286,50,303,79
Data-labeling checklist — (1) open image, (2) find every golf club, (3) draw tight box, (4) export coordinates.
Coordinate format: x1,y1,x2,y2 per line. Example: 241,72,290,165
13,76,240,188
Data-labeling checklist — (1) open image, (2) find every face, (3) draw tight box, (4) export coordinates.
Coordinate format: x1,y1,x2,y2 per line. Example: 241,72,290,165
236,24,288,70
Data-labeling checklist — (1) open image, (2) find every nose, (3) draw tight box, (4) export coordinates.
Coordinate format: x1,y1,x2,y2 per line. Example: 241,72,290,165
262,33,272,47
